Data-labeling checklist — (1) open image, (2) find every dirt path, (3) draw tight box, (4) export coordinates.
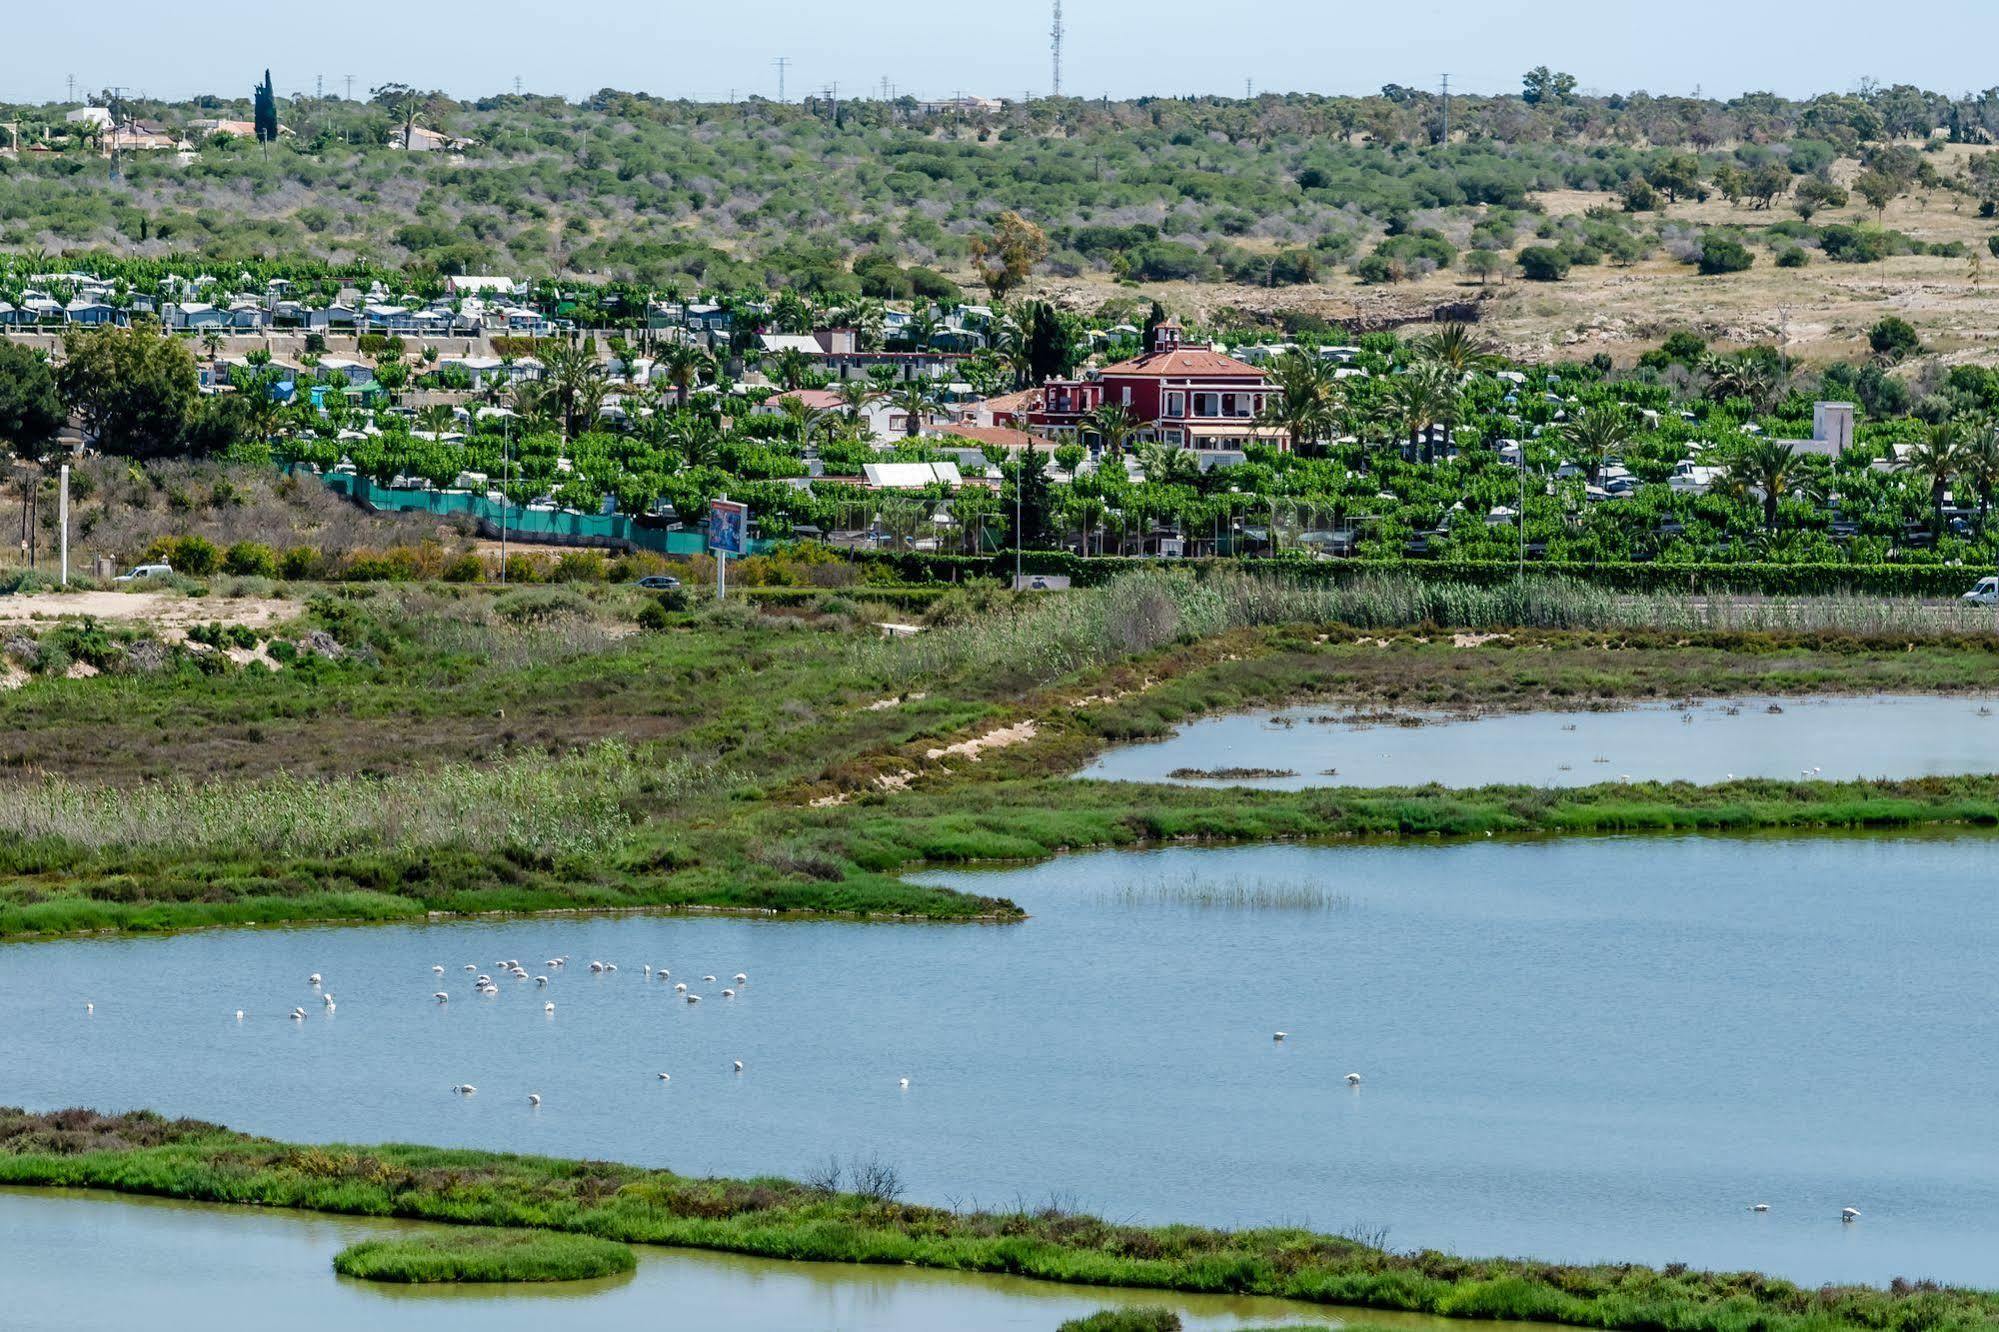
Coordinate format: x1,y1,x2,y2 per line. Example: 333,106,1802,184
0,591,296,639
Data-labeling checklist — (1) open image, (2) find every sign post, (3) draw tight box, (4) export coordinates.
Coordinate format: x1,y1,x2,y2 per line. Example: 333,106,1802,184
708,498,750,601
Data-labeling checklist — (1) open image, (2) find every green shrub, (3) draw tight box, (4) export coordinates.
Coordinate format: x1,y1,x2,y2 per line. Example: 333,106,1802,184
1517,247,1571,281
1697,235,1754,275
278,546,322,580
222,541,278,577
441,553,484,583
145,535,219,576
1775,247,1809,268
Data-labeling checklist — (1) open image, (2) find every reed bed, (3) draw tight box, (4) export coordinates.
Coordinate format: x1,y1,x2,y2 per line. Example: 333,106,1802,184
856,570,1999,693
1104,874,1354,913
0,741,698,858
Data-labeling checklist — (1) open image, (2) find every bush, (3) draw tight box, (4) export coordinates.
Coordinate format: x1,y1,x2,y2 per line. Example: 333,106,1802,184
441,553,484,583
1516,247,1571,281
1868,316,1922,363
1819,223,1891,263
221,541,278,577
146,534,220,576
1775,247,1810,268
1697,235,1755,275
278,546,323,580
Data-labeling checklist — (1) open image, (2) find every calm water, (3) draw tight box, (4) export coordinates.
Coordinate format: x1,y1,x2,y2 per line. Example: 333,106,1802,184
3,835,1996,1287
0,1189,1404,1332
1074,695,1999,789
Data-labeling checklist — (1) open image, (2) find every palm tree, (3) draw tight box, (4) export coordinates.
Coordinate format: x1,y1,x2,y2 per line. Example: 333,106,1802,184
1556,405,1637,486
1957,428,1999,526
769,346,814,390
1903,423,1967,537
539,338,606,439
903,306,945,351
1701,353,1785,412
657,343,710,410
416,404,459,435
834,380,882,425
1388,362,1459,463
889,380,944,438
1259,351,1336,454
1414,323,1499,376
1728,437,1804,531
1081,403,1140,458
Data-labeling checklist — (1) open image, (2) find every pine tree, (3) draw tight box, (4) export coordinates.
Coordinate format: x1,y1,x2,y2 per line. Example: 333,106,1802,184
253,70,278,144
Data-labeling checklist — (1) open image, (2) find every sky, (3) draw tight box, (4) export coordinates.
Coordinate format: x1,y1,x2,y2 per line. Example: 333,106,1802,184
7,0,1999,106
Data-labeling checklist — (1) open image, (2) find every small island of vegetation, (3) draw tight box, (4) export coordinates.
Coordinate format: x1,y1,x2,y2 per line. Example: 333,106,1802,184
332,1229,636,1284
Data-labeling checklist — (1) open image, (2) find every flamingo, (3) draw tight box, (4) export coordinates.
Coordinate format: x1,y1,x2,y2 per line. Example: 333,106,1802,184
536,976,549,987
1842,1207,1861,1222
85,1003,93,1016
1750,1203,1770,1212
674,983,687,993
732,1060,744,1072
898,1077,910,1090
308,974,322,987
235,1010,245,1021
528,1093,541,1106
434,992,450,1002
464,964,477,972
723,989,736,998
544,1002,555,1015
702,975,716,983
1345,1072,1363,1086
657,1073,671,1081
1273,1032,1287,1042
453,1084,476,1095
290,1008,305,1021
432,965,445,975
734,973,748,984
686,994,702,1004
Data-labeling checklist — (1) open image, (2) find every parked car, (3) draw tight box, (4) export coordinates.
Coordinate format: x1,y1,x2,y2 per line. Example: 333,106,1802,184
1962,576,1999,606
635,575,682,590
114,563,173,584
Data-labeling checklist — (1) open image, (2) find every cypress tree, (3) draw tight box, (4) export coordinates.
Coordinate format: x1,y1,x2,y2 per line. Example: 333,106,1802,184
253,70,278,143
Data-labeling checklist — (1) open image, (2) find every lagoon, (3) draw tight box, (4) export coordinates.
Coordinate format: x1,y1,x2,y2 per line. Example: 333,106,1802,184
1074,695,1999,789
3,835,1996,1288
0,1189,1379,1332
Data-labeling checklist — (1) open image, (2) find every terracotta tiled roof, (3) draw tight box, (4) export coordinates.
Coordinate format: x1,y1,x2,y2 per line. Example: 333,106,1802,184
971,388,1043,416
772,388,845,411
1097,345,1267,378
926,423,1058,452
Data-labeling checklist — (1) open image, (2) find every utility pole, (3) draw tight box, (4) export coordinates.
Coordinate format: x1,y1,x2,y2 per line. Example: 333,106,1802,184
1441,73,1451,143
315,73,324,99
66,73,76,103
1051,0,1064,98
514,75,523,96
58,465,69,587
343,73,355,101
1245,78,1253,100
773,56,789,104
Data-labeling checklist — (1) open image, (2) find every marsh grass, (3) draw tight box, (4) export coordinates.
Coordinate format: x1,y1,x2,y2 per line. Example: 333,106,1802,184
5,1108,1994,1332
0,741,689,858
1105,875,1354,913
333,1230,636,1284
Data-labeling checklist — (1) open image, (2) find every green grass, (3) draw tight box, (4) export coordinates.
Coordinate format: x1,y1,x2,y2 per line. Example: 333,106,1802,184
333,1229,636,1284
3,1108,1994,1332
2,571,1999,940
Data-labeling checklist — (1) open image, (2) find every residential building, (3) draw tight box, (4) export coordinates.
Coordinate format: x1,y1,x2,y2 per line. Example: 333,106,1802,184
1027,320,1287,451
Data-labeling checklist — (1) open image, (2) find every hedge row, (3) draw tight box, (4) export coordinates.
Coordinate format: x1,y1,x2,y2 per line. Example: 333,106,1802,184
852,553,1994,598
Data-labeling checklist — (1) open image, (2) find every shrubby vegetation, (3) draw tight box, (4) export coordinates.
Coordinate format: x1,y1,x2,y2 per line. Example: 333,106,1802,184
333,1230,636,1284
4,1107,1996,1332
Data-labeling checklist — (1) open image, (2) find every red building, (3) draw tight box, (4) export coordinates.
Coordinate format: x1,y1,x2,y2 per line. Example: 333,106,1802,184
1027,321,1287,452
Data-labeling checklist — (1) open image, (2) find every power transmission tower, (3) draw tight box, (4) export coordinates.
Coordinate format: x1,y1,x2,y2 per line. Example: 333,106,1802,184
343,74,355,101
1245,78,1253,100
1440,73,1451,142
315,73,324,98
773,56,789,104
66,73,76,103
514,75,523,95
1050,0,1064,98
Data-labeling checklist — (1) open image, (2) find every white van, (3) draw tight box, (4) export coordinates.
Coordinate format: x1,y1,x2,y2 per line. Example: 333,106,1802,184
114,563,173,584
1963,577,1999,606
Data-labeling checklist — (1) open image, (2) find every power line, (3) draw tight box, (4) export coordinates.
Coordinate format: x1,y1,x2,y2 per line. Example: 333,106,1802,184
773,56,789,104
1050,0,1064,98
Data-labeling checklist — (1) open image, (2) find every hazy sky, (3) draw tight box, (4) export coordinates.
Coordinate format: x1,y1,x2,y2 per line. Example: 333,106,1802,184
8,0,1999,105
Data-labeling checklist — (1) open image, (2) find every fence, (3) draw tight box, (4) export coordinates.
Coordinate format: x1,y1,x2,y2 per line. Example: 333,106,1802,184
311,471,772,557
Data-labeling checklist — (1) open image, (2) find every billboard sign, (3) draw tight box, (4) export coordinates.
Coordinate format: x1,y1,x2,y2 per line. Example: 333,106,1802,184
707,500,750,557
